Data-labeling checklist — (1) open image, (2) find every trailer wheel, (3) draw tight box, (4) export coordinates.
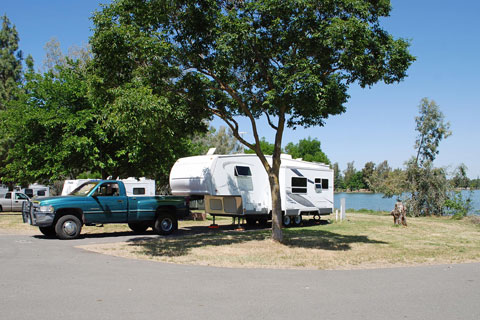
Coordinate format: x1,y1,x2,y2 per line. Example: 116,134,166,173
154,213,178,235
39,226,56,237
293,215,302,227
282,215,292,227
0,205,3,212
128,222,149,233
55,215,82,240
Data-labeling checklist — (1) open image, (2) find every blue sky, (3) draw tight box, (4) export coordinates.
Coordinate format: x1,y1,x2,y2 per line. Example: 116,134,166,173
4,0,480,177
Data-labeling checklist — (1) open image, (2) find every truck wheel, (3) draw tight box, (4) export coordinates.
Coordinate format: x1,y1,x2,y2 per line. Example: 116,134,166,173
154,213,177,235
0,205,3,212
282,215,292,227
39,226,56,237
293,215,302,227
128,222,149,233
55,215,82,240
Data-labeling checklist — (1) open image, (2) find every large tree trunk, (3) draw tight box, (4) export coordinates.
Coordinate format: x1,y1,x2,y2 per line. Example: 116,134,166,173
268,171,283,242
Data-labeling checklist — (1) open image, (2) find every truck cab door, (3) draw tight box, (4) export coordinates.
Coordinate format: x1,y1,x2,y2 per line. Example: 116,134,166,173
90,182,128,223
13,193,29,211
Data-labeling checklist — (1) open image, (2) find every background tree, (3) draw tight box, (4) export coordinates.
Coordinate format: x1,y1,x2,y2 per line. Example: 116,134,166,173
451,163,469,189
333,162,345,191
43,38,66,71
0,14,23,110
414,98,451,165
367,160,392,192
284,137,330,164
91,0,414,242
406,98,451,216
245,137,276,155
191,125,241,155
361,161,375,190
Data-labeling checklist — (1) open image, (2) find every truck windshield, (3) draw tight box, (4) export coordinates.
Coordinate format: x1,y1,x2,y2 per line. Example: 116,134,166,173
69,182,99,196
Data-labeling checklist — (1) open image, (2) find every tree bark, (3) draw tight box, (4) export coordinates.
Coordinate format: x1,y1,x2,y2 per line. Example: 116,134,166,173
268,171,283,242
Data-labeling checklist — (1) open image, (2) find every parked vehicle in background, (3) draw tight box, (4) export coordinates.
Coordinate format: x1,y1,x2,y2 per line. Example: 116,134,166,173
0,191,30,212
23,180,189,239
170,153,334,227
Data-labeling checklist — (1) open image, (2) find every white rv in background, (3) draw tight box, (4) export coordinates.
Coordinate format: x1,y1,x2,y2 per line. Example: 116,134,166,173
22,183,50,198
169,154,334,227
61,178,155,196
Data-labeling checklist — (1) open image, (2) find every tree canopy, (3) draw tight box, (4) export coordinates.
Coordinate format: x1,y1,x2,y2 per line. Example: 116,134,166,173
91,0,414,242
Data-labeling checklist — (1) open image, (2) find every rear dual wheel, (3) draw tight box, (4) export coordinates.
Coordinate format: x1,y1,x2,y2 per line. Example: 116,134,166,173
128,222,150,233
153,212,178,235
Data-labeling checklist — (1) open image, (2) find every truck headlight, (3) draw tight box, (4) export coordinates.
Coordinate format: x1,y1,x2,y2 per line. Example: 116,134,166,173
39,205,54,213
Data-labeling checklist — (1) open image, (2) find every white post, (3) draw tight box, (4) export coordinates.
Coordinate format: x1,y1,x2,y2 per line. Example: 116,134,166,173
335,209,338,221
340,198,346,221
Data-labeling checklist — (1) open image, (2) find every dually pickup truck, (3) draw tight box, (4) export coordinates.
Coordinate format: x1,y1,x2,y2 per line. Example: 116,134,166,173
22,180,189,239
0,191,30,212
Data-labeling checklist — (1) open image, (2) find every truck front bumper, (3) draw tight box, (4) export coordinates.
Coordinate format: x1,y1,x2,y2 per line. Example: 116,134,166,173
22,202,54,227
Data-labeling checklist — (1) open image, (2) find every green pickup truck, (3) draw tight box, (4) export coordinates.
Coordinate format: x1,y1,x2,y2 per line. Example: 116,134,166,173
22,180,189,239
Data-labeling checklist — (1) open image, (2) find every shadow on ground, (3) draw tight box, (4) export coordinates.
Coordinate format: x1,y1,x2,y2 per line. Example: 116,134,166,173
127,219,386,258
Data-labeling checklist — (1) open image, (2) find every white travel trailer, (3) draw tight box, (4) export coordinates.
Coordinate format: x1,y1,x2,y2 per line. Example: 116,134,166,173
22,183,50,198
61,178,155,196
169,154,334,226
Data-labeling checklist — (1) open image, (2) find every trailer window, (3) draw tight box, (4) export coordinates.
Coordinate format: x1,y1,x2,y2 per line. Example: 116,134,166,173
292,177,307,194
234,166,252,177
37,190,46,196
133,188,145,195
315,178,322,192
322,179,329,189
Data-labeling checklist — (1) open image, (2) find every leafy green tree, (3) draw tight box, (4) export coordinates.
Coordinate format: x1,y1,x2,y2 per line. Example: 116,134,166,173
406,98,451,216
285,137,330,164
414,98,451,165
0,14,23,110
405,159,449,216
0,60,98,185
245,137,276,155
333,162,344,190
91,0,414,242
451,163,469,189
362,161,375,190
367,160,392,192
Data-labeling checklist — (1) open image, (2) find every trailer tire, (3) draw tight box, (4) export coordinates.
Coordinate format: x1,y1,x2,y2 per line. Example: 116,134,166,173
0,205,2,212
39,226,56,237
55,215,82,240
282,215,292,227
128,222,149,233
292,215,302,227
154,213,177,235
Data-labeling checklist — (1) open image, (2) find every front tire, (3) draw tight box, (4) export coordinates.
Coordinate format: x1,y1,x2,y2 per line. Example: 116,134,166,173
128,222,149,233
153,213,177,235
39,226,56,237
55,215,82,240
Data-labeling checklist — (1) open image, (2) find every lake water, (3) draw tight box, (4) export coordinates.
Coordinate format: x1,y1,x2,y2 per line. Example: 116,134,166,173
334,190,480,214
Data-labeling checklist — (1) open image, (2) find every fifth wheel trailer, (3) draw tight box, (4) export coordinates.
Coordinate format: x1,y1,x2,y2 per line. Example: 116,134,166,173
169,154,334,227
